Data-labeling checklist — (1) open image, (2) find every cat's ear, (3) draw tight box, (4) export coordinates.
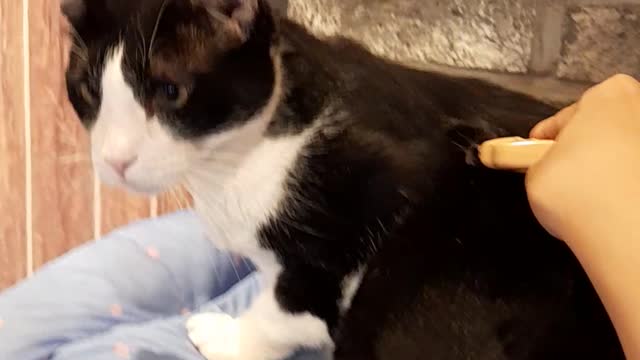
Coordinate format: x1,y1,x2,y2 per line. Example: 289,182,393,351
196,0,265,45
60,0,86,25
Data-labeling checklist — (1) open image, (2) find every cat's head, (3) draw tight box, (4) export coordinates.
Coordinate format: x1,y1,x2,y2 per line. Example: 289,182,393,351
61,0,281,194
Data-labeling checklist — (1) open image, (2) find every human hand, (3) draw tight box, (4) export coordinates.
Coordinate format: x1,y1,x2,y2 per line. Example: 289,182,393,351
525,74,640,244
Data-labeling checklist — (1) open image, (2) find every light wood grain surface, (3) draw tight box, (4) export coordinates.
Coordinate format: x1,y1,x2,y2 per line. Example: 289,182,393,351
30,0,95,268
101,186,151,235
0,0,27,289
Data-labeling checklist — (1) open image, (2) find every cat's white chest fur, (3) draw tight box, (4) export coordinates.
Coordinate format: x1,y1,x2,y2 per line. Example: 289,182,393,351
188,131,309,271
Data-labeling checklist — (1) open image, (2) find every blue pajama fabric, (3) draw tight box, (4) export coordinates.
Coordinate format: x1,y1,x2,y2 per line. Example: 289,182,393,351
0,211,329,360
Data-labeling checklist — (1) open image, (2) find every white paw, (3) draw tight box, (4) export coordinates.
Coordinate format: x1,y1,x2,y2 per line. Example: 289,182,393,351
187,313,242,360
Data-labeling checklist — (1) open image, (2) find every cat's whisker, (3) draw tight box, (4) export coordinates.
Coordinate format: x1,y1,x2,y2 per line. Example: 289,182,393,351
189,166,236,180
450,140,467,152
137,16,147,65
241,258,253,271
279,216,327,240
184,173,227,192
195,148,255,166
191,160,239,173
67,22,88,54
167,187,192,210
88,64,100,81
454,129,473,143
203,6,231,25
70,44,89,63
148,0,169,61
198,152,241,162
164,188,180,210
199,154,246,166
134,38,144,64
225,252,242,282
200,149,245,159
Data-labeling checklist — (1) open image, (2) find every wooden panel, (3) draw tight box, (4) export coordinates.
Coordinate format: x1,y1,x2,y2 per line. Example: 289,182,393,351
102,185,191,234
29,0,94,268
101,186,150,235
0,0,27,289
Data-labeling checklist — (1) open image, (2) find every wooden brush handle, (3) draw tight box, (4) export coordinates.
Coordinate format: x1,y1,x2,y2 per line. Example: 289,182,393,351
478,137,555,172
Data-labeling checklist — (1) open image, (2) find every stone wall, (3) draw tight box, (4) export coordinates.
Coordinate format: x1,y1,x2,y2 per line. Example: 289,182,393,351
273,0,640,105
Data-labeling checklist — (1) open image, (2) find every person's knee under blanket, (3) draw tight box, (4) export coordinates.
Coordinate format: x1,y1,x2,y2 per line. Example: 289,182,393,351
0,211,330,360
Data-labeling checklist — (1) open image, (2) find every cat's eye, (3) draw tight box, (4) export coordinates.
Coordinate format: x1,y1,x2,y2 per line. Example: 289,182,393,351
161,83,179,101
155,81,188,109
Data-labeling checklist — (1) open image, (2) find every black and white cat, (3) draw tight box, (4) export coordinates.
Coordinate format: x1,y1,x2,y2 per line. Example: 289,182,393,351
61,0,623,359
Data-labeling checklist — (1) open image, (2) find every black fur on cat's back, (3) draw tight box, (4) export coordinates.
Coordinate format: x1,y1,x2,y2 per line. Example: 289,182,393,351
267,20,623,360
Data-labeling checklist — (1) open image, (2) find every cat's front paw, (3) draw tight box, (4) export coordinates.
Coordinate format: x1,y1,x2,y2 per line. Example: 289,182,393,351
187,313,243,360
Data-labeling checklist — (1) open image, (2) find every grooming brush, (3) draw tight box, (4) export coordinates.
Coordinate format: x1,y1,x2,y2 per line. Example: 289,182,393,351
478,137,555,172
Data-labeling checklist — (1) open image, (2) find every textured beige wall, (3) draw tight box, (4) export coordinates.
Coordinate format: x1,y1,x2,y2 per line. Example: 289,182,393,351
286,0,640,105
288,0,640,83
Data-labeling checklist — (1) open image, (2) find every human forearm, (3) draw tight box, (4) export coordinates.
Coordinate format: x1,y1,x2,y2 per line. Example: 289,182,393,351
564,193,640,359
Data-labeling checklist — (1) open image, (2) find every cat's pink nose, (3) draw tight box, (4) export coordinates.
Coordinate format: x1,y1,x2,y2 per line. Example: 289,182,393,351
105,156,137,177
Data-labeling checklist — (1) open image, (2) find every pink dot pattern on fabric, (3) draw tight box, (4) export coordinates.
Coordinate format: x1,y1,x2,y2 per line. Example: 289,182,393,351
0,318,4,329
181,308,191,316
146,246,160,259
113,342,130,359
111,304,123,317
